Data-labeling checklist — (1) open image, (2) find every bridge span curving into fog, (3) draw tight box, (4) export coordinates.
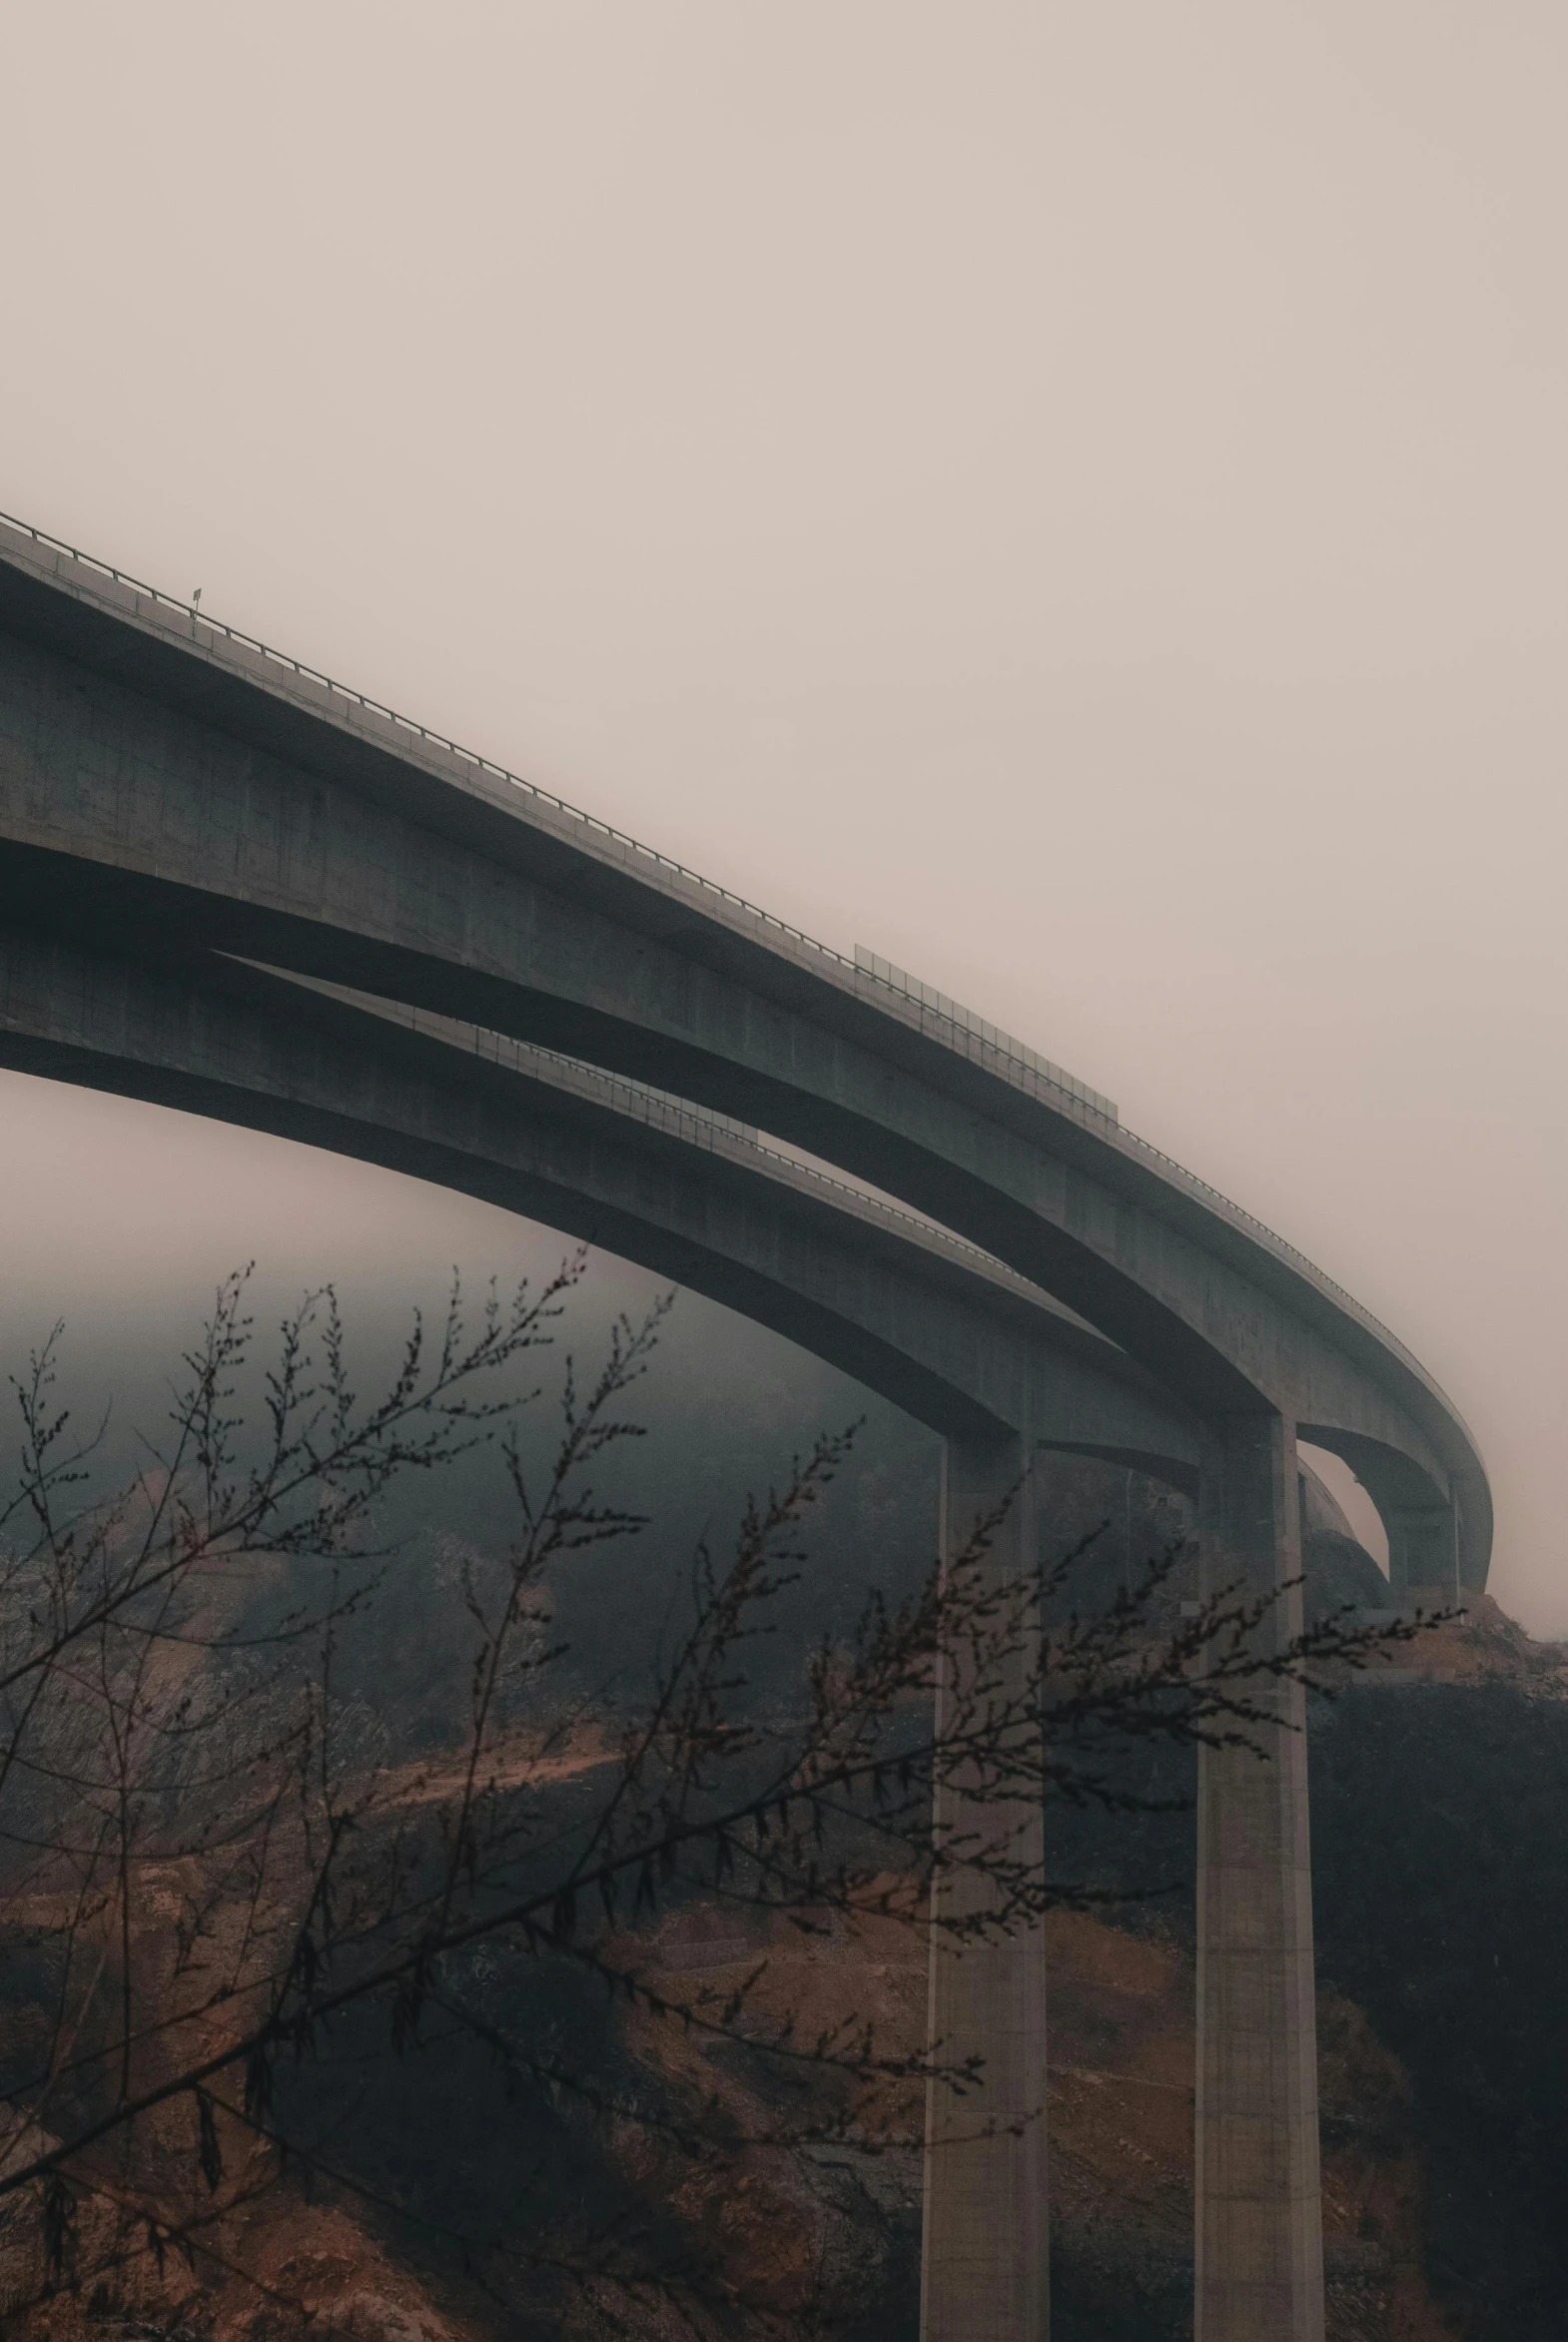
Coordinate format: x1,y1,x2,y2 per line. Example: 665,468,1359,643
0,512,1489,2342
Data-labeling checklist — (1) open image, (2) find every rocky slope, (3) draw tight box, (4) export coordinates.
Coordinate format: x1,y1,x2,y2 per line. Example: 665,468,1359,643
4,1505,1563,2341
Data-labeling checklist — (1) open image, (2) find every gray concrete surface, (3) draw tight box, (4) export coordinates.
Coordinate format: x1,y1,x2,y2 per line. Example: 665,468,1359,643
0,514,1494,2341
0,923,1200,1485
923,1433,1049,2342
1196,1417,1324,2342
0,525,1489,1580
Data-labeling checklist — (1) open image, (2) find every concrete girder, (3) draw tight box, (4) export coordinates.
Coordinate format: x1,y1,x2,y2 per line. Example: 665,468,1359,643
0,919,1201,1491
1297,1424,1480,1599
0,921,1100,2342
0,515,1496,2342
0,544,1489,1590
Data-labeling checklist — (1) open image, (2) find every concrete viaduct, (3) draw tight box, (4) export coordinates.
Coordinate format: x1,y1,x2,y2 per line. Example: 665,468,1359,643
0,513,1489,2342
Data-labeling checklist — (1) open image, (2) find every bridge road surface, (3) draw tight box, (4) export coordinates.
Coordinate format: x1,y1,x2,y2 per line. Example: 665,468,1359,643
0,513,1491,2342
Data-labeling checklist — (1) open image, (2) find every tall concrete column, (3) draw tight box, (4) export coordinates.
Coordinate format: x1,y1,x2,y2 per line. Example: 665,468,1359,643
1195,1414,1324,2342
921,1430,1049,2342
1387,1499,1460,1605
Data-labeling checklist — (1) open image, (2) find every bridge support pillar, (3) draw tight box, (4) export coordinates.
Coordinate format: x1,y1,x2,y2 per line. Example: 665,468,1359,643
1387,1499,1461,1606
1195,1413,1324,2342
921,1430,1049,2342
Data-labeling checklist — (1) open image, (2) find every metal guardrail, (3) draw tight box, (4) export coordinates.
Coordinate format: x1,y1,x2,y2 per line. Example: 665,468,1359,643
0,505,1422,1373
853,946,1117,1120
0,506,1118,1132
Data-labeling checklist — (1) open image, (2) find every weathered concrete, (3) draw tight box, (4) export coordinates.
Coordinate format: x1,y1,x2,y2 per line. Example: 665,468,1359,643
0,527,1490,1580
1196,1417,1322,2342
0,921,1201,1483
0,515,1495,2342
923,1433,1049,2342
0,931,1083,2339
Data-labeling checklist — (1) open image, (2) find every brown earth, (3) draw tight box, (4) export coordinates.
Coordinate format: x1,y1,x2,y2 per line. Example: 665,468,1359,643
0,1896,1473,2342
9,1593,1548,2340
605,1898,1463,2341
1382,1592,1568,1690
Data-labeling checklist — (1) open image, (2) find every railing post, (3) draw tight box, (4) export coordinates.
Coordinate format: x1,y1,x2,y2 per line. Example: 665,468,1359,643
1195,1413,1324,2342
921,1430,1049,2342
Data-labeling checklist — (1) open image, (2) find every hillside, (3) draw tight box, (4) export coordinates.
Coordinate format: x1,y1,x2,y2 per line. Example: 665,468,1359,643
1,1444,1563,2342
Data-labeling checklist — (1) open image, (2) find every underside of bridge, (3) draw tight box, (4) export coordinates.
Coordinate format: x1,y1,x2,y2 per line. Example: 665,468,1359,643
0,513,1490,2342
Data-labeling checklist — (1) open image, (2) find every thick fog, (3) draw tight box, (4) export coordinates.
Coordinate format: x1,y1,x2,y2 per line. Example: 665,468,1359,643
2,4,1564,1624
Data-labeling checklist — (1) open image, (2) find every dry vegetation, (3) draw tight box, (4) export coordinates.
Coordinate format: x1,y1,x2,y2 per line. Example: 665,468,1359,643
0,1263,1429,2339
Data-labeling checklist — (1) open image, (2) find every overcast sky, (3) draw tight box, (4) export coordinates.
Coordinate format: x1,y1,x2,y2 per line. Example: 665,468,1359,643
2,4,1564,1624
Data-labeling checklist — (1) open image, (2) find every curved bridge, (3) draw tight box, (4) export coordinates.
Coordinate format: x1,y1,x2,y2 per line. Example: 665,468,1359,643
0,922,1202,1484
0,513,1488,2342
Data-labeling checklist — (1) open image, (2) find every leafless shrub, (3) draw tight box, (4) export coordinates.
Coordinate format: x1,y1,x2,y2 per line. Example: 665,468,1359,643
0,1262,1421,2331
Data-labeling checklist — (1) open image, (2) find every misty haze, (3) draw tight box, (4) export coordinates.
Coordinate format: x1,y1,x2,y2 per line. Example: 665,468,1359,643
0,9,1564,2340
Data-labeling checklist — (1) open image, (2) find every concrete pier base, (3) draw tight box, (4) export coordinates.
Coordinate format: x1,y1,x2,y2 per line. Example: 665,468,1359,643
1195,1414,1324,2342
921,1431,1049,2342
